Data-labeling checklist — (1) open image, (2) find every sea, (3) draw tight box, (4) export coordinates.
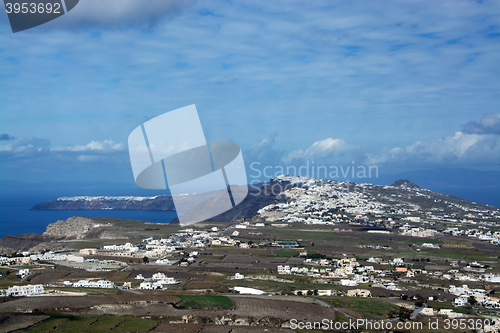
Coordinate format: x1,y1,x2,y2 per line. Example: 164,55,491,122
0,188,180,238
0,185,498,238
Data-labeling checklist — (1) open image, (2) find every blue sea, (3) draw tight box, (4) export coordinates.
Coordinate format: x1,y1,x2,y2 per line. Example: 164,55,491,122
0,188,180,238
0,185,498,238
425,186,499,208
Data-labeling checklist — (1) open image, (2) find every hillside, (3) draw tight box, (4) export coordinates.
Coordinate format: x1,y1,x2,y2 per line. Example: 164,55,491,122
30,176,499,225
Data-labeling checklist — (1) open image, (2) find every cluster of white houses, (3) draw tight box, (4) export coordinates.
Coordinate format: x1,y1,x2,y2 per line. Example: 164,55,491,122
274,254,500,310
450,285,500,310
137,272,180,290
258,176,388,223
254,176,500,248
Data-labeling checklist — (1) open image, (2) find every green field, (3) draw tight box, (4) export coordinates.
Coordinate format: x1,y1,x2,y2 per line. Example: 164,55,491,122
176,294,233,308
113,317,159,332
320,296,400,319
25,317,70,333
88,316,125,331
442,240,473,247
426,301,476,315
0,270,23,288
25,315,159,333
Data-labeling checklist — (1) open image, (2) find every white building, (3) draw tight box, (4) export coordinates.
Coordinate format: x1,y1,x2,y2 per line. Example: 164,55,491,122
234,273,244,280
454,296,469,307
139,281,163,290
421,308,434,316
6,284,44,297
484,274,500,283
155,258,170,265
277,265,291,274
103,243,138,252
16,269,31,278
152,272,180,285
341,279,358,287
390,258,404,266
73,279,115,288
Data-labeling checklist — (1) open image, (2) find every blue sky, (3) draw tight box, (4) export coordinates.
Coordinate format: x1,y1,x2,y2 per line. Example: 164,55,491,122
0,0,499,184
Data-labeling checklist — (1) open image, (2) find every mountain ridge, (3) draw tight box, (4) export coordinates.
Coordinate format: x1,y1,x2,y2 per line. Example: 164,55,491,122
30,176,499,225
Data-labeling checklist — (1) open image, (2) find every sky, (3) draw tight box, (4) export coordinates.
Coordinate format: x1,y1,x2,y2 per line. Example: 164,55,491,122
0,0,499,185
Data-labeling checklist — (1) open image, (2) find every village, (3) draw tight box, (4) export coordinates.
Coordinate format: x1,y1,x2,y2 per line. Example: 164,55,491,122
0,176,499,332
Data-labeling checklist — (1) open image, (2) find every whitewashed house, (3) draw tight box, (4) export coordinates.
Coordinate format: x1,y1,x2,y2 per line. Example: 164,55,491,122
6,284,44,296
139,281,163,290
73,279,115,288
454,296,469,307
16,269,31,278
341,279,358,287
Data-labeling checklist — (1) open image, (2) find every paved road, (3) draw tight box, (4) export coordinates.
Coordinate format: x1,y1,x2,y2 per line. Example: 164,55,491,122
120,288,143,295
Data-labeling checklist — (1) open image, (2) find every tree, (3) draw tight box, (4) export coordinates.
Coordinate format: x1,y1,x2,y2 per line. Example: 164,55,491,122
142,256,149,264
398,307,412,320
468,296,477,306
388,310,397,318
414,294,424,307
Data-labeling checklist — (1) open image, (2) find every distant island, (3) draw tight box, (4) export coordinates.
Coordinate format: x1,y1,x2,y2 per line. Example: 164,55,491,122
31,177,498,224
31,195,178,211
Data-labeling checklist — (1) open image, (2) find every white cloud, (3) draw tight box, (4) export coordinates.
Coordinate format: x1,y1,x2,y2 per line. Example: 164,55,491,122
0,138,126,162
77,155,101,162
251,113,500,170
462,113,500,135
1,1,499,183
283,138,358,163
365,131,500,166
0,137,51,154
52,140,124,152
0,137,130,182
244,132,286,167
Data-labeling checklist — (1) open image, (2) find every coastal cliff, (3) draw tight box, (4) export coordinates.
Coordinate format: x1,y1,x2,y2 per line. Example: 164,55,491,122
43,216,107,239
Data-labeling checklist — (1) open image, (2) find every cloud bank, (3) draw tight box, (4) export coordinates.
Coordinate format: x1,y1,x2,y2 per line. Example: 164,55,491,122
462,113,500,135
245,113,500,178
1,113,499,183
